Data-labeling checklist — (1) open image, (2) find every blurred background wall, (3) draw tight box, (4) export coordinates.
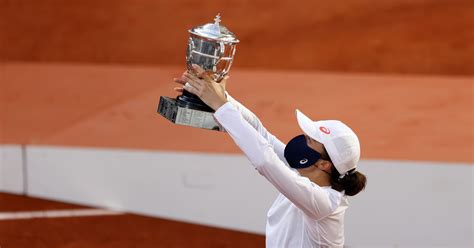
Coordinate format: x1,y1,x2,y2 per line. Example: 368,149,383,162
1,0,473,75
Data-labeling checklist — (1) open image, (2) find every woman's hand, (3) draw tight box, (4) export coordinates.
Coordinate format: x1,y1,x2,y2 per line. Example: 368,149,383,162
173,64,229,111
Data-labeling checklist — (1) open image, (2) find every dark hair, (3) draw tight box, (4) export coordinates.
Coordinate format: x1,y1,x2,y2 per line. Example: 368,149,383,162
321,145,367,196
329,167,367,196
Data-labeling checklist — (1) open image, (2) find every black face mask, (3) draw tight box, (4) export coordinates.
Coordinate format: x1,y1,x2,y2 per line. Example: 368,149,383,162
284,135,322,169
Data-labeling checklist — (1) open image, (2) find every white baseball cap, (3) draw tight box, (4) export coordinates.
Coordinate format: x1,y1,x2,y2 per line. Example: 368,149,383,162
295,109,360,175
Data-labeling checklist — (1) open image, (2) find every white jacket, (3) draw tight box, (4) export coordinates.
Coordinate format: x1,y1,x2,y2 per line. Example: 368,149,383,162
214,96,349,248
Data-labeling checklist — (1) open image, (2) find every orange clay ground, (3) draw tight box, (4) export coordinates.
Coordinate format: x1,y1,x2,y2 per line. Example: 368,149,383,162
0,193,265,248
1,62,472,163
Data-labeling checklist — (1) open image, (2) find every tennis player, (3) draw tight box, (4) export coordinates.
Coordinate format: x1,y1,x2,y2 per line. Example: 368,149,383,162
174,64,367,248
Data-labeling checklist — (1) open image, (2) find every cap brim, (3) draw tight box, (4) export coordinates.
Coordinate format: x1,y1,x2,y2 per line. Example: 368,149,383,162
296,109,323,143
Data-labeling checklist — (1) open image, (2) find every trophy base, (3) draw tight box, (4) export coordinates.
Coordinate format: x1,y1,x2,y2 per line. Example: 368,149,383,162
157,96,222,131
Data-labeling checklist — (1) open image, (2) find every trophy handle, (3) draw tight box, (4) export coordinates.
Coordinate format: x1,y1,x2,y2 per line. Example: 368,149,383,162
213,41,226,73
216,42,236,80
187,38,195,62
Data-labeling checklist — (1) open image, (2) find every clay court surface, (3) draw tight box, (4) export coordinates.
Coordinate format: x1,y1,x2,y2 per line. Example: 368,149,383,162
2,63,472,162
0,193,265,247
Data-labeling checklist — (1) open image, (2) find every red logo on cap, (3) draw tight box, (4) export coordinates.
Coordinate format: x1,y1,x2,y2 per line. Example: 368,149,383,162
320,126,330,134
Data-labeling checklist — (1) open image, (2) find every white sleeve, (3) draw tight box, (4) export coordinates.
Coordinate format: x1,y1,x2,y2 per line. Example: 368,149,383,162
214,102,334,220
225,93,286,163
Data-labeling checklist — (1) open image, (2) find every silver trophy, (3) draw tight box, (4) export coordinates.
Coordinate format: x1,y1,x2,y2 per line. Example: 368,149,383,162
157,14,239,131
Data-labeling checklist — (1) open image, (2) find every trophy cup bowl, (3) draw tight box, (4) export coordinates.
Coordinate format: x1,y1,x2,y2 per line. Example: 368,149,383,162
157,14,239,131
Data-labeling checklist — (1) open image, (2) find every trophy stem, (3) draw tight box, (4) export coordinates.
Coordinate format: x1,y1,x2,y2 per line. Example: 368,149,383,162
176,90,214,112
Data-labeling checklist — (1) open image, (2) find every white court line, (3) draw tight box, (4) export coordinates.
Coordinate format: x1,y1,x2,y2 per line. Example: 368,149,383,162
0,209,124,220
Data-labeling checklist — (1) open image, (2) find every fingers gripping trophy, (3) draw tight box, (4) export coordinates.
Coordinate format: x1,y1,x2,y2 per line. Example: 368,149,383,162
157,14,239,131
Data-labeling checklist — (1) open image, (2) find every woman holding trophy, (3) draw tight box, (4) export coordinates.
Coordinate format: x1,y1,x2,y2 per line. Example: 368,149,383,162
173,63,367,248
164,14,366,248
